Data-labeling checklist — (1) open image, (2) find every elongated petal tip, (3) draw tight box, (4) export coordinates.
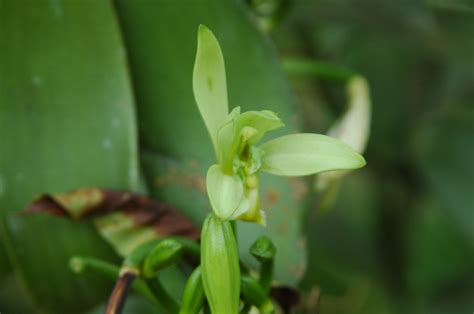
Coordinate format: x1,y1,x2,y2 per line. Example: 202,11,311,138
357,154,367,168
198,24,208,34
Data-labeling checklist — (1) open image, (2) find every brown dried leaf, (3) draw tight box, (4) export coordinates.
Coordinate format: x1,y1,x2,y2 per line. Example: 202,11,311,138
24,189,200,256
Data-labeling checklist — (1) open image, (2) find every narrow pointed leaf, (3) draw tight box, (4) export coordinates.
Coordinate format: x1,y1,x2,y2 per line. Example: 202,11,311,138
193,25,228,154
206,165,244,220
260,134,366,176
201,214,240,314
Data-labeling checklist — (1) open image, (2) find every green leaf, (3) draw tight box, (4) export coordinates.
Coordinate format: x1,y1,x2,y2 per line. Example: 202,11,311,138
206,165,245,220
260,133,366,176
201,213,240,314
413,105,474,242
0,1,139,312
193,24,229,154
406,196,474,298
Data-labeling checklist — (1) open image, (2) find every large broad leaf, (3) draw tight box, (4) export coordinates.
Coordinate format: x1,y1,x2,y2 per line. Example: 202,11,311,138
115,0,307,285
0,0,139,312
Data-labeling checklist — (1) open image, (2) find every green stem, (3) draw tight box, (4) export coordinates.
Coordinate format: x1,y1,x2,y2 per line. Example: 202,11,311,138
241,275,267,307
260,259,274,294
70,256,118,277
70,256,160,308
146,278,180,314
282,57,355,83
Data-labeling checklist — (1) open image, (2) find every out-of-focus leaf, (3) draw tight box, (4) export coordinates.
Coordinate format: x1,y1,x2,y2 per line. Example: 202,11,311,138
86,294,160,314
0,246,9,279
301,170,381,295
413,105,474,242
0,0,139,312
115,0,307,285
316,277,392,314
405,196,474,298
0,274,39,314
24,189,200,256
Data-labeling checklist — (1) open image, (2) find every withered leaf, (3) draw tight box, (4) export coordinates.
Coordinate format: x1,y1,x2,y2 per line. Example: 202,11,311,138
24,188,200,256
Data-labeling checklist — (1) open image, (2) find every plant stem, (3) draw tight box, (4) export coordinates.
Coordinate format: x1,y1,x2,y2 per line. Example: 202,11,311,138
260,259,274,294
146,278,180,314
105,272,135,314
241,275,267,307
282,57,355,83
70,256,161,308
70,256,118,277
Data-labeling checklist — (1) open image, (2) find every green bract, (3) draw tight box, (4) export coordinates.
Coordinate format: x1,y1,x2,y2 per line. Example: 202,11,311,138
201,213,240,314
193,25,367,224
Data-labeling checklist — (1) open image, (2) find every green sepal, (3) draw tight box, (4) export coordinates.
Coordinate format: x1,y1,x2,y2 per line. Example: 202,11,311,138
260,133,366,176
193,24,229,155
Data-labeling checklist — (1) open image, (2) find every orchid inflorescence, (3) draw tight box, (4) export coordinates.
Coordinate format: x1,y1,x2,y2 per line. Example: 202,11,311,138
194,24,366,313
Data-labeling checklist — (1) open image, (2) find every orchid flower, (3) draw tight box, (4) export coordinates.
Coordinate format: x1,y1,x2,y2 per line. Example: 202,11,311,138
193,25,366,225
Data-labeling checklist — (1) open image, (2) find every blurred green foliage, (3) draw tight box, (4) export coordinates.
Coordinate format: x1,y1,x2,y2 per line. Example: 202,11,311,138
0,0,472,313
270,0,473,313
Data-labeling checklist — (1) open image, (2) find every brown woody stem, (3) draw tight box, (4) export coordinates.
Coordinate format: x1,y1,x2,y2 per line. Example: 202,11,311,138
105,272,136,314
